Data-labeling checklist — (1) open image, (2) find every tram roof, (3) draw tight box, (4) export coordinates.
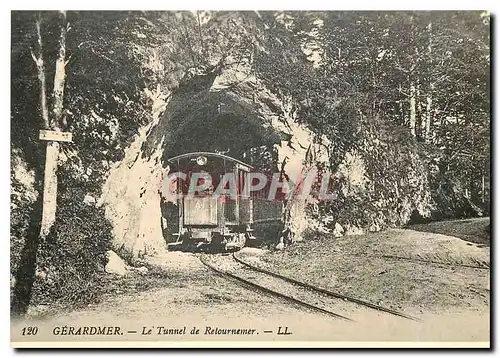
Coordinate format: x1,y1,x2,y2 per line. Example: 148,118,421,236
167,151,253,169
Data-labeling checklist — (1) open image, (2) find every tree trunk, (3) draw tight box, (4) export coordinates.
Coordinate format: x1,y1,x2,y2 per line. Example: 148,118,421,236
416,80,422,138
409,82,416,136
30,18,49,129
52,11,68,129
425,90,433,142
425,22,434,143
398,83,405,124
482,173,485,203
40,11,68,238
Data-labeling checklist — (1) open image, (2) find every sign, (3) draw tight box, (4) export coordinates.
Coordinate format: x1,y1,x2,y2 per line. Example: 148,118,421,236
39,130,73,143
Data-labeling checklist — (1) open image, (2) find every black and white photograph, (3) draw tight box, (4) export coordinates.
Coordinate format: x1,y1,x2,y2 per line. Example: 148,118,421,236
9,10,490,348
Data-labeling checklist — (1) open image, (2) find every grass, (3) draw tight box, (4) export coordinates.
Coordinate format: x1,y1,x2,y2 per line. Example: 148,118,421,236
99,265,174,299
408,217,490,246
248,218,490,315
25,262,176,319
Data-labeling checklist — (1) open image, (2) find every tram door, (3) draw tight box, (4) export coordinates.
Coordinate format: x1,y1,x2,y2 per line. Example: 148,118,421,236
238,165,252,225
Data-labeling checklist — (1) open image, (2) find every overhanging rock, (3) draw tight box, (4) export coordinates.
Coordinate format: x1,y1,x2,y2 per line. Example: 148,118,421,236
99,66,331,255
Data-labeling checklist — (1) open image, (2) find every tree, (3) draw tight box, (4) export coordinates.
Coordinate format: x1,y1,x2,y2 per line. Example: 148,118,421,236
11,11,70,315
253,10,490,222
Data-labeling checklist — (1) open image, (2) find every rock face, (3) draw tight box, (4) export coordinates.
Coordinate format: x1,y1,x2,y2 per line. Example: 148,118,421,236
99,65,326,254
99,116,167,256
211,67,332,243
98,63,432,255
105,250,129,276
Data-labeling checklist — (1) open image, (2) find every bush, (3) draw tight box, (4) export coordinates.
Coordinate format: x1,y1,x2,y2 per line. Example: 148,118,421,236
30,187,113,307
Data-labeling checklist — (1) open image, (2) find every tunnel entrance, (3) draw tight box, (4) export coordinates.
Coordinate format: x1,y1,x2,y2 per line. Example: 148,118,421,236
156,73,286,250
163,91,283,162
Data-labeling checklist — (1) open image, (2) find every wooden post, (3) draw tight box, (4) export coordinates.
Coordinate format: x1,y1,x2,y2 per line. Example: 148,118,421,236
34,11,69,239
39,131,72,237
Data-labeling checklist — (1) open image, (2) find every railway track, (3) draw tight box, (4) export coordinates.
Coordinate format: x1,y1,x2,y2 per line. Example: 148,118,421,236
199,253,421,323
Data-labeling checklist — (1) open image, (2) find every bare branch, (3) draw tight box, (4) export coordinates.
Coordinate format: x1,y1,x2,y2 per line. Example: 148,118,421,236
52,10,69,130
35,18,42,47
196,11,205,56
30,48,40,66
32,15,49,129
65,54,72,67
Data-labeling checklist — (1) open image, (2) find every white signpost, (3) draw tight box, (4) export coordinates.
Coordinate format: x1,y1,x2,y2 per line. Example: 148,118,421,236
39,129,73,143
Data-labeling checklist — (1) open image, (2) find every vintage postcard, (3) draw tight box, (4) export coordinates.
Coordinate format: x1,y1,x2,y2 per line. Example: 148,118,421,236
10,10,490,348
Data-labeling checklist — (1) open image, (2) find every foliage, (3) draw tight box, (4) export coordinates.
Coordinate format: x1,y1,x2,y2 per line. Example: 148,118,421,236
30,187,113,306
10,11,162,309
254,11,490,224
